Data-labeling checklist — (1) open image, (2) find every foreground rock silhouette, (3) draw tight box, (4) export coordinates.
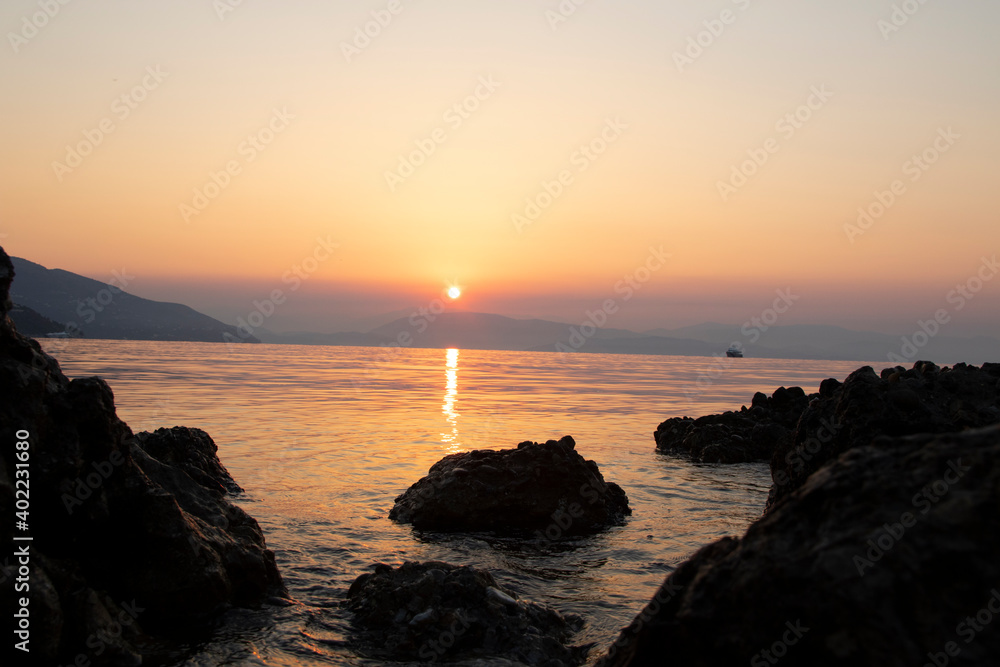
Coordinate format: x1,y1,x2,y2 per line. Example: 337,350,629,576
389,435,630,534
347,561,588,665
655,385,812,463
598,424,1000,666
600,360,1000,666
767,362,1000,510
0,246,284,664
654,362,1000,479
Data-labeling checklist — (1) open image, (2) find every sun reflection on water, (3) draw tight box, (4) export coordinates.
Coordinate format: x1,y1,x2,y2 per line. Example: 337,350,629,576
441,348,461,451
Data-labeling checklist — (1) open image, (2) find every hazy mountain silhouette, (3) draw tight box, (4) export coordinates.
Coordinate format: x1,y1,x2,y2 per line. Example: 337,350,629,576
645,323,999,364
369,312,644,350
252,311,998,363
10,256,997,362
10,257,257,343
9,302,75,337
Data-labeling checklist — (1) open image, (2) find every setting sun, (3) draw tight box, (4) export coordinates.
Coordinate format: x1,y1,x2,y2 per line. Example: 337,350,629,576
447,286,462,300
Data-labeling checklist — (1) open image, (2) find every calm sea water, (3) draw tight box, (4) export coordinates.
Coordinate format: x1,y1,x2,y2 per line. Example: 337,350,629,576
40,339,877,666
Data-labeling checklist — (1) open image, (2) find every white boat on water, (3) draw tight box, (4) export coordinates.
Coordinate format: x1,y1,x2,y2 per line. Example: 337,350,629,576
726,345,744,358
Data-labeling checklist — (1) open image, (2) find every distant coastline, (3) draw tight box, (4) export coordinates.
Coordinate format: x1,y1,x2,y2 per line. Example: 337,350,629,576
12,255,998,364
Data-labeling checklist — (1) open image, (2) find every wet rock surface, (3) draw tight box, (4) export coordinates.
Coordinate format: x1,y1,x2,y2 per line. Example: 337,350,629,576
654,385,811,463
768,361,1000,510
134,426,244,495
347,560,588,665
597,424,1000,667
0,246,284,664
388,435,630,534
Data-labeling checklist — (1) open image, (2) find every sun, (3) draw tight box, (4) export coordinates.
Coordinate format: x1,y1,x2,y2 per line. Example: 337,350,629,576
447,286,462,299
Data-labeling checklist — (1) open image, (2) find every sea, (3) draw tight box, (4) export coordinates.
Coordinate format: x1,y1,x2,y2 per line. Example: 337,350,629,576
39,339,881,666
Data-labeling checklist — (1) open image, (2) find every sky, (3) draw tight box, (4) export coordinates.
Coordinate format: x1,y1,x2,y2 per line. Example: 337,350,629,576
1,0,998,337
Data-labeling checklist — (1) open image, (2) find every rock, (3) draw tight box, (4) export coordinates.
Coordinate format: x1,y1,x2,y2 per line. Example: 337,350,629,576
388,435,630,534
134,426,243,494
596,424,1000,666
0,245,284,664
654,386,811,463
347,560,588,665
768,362,1000,511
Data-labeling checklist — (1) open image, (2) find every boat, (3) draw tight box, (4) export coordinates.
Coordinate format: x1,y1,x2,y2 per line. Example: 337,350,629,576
726,345,744,358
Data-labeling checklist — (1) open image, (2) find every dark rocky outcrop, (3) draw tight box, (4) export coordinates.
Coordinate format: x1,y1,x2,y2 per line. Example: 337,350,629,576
134,426,244,495
0,246,284,664
597,424,1000,666
347,560,588,665
655,385,812,463
389,435,630,534
768,362,1000,511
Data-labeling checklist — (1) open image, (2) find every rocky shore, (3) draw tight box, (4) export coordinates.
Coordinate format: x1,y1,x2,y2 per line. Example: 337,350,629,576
0,247,284,664
767,361,1000,510
389,435,630,535
654,385,812,463
7,239,999,665
598,424,1000,666
597,360,1000,665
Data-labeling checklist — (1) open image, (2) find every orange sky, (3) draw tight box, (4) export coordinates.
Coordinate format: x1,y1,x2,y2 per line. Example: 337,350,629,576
1,1,998,335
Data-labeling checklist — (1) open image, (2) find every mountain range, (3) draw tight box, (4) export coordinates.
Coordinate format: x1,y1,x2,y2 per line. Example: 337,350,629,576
8,255,998,364
265,314,997,364
9,256,257,343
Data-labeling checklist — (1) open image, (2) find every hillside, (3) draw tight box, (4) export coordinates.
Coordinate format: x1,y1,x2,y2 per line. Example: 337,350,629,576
10,257,257,343
8,302,77,337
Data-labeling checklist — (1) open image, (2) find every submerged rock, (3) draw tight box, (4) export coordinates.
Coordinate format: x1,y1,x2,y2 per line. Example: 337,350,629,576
655,385,811,463
597,424,1000,666
389,435,630,534
0,245,284,664
768,362,1000,511
347,560,588,665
